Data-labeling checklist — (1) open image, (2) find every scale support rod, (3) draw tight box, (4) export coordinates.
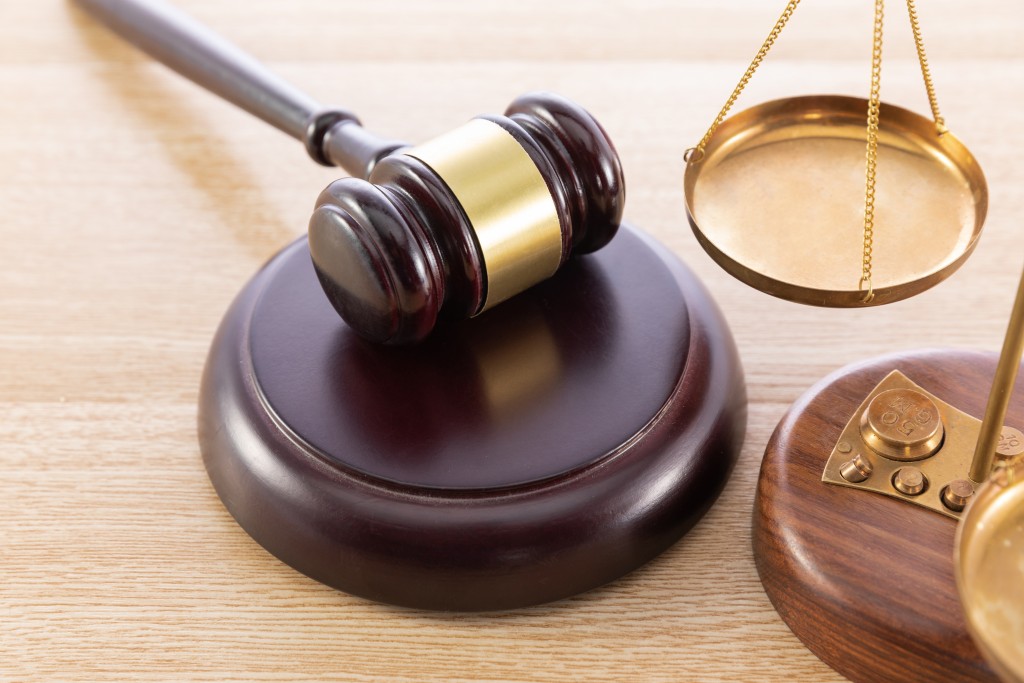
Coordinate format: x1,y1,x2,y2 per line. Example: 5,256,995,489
970,264,1024,482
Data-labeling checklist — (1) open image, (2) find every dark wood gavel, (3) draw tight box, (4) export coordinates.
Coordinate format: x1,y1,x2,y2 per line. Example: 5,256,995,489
76,0,626,344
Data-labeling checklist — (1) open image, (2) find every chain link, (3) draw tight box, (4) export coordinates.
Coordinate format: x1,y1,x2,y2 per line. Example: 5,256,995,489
860,0,885,303
906,0,946,133
687,0,802,162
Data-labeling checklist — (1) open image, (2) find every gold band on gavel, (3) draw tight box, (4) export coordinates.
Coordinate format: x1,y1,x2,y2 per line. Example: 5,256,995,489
404,118,563,312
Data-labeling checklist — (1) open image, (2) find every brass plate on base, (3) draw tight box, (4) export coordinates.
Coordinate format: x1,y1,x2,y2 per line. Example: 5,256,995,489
684,95,988,307
822,370,983,520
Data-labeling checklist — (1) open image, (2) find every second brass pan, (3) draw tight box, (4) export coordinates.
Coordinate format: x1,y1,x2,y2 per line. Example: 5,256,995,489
684,95,988,306
956,461,1024,683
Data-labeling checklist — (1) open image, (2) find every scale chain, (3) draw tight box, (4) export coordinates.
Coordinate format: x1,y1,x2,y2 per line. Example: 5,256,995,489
860,0,884,303
906,0,946,133
686,0,802,163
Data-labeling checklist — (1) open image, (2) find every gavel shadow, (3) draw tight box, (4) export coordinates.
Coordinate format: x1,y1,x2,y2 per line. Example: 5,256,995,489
69,2,302,259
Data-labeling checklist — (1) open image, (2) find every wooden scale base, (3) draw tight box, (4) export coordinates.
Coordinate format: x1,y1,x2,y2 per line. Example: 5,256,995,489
753,350,1024,683
198,226,746,611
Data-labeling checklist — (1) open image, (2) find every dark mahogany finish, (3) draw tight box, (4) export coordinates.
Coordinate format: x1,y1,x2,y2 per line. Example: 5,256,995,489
500,92,624,255
199,226,745,611
753,350,1020,683
308,92,625,345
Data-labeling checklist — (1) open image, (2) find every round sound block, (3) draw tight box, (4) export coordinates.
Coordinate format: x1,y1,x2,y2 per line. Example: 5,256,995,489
753,350,1022,682
198,225,746,611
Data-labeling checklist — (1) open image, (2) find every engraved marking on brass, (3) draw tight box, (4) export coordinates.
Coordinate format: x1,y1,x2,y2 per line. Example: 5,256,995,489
823,370,990,519
997,426,1024,460
893,466,927,496
859,388,944,461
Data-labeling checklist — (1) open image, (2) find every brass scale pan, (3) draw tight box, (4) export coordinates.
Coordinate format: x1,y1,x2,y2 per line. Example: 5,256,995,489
683,0,988,307
957,460,1024,683
954,262,1024,683
684,95,987,307
687,0,1010,676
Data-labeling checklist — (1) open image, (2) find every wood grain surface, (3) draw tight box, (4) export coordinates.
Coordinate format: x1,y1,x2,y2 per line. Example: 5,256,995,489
4,1,1024,680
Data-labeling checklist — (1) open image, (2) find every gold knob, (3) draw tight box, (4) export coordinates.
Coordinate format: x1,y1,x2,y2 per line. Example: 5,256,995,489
893,466,927,496
941,479,975,512
860,389,944,461
840,453,874,483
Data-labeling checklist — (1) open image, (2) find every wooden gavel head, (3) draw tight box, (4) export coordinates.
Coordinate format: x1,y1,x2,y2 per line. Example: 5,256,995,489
308,92,625,345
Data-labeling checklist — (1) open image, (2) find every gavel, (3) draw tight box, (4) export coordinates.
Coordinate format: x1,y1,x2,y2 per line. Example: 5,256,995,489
76,0,625,344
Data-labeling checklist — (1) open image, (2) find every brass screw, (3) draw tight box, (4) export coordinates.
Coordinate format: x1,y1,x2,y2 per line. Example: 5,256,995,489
893,466,927,496
941,479,975,512
837,441,852,454
840,453,873,483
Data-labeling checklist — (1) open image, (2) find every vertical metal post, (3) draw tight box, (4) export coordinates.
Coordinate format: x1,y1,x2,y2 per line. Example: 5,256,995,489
970,265,1024,482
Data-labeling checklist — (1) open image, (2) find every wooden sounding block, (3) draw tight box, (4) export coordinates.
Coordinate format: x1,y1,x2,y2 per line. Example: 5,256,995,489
752,350,1024,682
198,225,746,611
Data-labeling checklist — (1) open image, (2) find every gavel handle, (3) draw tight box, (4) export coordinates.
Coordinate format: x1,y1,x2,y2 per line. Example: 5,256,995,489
74,0,403,174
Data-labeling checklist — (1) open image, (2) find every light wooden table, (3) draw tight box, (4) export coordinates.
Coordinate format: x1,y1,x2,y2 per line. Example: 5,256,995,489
4,1,1023,680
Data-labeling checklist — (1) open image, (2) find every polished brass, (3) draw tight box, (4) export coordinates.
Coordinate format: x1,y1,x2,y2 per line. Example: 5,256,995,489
998,427,1024,460
941,479,975,513
685,95,987,307
859,388,944,461
893,466,927,496
822,370,1011,519
405,118,563,312
970,265,1024,482
956,460,1024,682
840,453,874,483
684,0,987,306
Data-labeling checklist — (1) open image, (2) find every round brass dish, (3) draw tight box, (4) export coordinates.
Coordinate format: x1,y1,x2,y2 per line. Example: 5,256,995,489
684,95,988,307
955,460,1024,683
